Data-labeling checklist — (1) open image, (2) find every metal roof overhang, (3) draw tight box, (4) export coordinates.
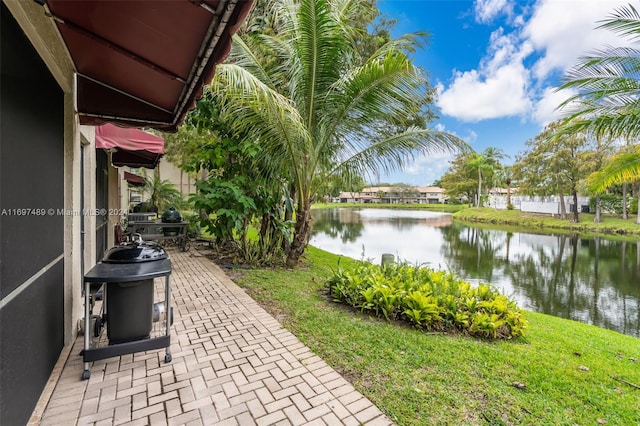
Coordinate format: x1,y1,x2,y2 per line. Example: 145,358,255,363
41,0,253,132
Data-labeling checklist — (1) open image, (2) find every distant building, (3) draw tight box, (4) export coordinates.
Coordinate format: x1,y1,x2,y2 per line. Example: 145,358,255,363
338,186,448,204
417,186,447,204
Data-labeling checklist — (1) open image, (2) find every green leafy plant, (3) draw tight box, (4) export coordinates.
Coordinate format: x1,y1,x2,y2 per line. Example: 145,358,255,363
140,172,187,212
191,176,256,243
327,261,528,339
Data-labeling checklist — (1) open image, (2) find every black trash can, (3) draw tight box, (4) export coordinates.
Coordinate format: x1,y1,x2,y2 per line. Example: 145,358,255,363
102,239,167,345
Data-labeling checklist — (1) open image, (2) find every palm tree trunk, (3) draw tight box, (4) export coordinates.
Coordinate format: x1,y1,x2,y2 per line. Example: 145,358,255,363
281,185,295,253
623,183,628,219
594,194,601,223
477,170,482,207
286,198,312,266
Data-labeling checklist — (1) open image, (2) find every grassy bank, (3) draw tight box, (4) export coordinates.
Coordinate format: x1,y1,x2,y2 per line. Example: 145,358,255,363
454,207,640,237
312,202,466,213
233,246,640,425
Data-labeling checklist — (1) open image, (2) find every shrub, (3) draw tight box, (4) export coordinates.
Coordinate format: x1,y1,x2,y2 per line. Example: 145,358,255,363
589,194,626,214
631,197,638,215
327,261,528,339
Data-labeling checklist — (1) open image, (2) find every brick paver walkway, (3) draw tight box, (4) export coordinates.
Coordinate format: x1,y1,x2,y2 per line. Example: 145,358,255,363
36,249,393,425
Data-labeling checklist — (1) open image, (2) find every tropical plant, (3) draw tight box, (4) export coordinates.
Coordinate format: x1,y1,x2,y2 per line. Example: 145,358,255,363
587,146,640,222
559,3,640,141
439,147,504,206
141,173,186,212
558,3,640,214
468,147,505,207
327,260,528,339
496,165,514,208
208,0,467,266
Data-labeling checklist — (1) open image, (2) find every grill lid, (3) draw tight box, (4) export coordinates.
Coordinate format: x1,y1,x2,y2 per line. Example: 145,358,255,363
161,207,182,223
103,234,167,263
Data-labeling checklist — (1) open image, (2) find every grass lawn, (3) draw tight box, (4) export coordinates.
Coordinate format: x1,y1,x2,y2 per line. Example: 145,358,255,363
454,207,640,237
233,246,640,425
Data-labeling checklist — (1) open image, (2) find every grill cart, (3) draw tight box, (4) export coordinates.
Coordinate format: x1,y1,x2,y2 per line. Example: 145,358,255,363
81,235,172,380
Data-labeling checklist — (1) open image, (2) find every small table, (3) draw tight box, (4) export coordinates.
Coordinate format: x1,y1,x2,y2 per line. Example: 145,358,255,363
81,258,172,380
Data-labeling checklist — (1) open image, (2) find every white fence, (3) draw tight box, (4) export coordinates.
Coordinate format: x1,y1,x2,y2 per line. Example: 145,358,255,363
520,201,560,214
488,195,590,215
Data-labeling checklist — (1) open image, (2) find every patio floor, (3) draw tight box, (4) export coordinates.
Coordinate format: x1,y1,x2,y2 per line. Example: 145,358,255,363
34,248,393,425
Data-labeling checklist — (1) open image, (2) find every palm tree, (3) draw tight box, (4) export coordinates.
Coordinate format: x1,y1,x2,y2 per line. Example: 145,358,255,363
497,165,514,208
209,0,467,265
142,173,185,213
558,3,640,198
467,147,505,207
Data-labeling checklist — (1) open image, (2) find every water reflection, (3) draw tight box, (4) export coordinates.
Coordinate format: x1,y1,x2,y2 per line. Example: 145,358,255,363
310,208,640,337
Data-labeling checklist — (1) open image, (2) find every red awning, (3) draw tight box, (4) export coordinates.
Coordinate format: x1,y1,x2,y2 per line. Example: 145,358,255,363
96,124,164,169
43,0,253,132
124,171,146,187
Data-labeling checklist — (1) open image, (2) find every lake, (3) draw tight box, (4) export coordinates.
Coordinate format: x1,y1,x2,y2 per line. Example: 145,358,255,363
310,208,640,337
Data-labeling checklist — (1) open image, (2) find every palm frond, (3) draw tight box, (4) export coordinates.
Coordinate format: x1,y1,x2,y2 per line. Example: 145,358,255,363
329,127,467,180
229,35,278,90
368,32,428,60
319,53,427,153
586,149,640,193
559,100,640,140
560,48,640,95
597,4,640,41
290,0,346,131
210,63,310,184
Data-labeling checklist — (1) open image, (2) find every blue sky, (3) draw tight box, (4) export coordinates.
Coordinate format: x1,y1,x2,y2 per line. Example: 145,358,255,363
375,0,630,186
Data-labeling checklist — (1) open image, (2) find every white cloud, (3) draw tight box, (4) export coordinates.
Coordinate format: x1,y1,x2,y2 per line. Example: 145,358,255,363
475,0,511,23
436,26,535,122
388,125,477,184
436,59,531,122
398,152,455,185
464,129,478,144
524,0,630,80
437,0,632,125
531,86,575,126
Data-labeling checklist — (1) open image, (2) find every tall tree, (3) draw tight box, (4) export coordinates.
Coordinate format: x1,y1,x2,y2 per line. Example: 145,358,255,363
468,147,505,207
497,165,514,207
513,121,594,222
439,152,479,206
440,147,504,207
209,0,467,266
